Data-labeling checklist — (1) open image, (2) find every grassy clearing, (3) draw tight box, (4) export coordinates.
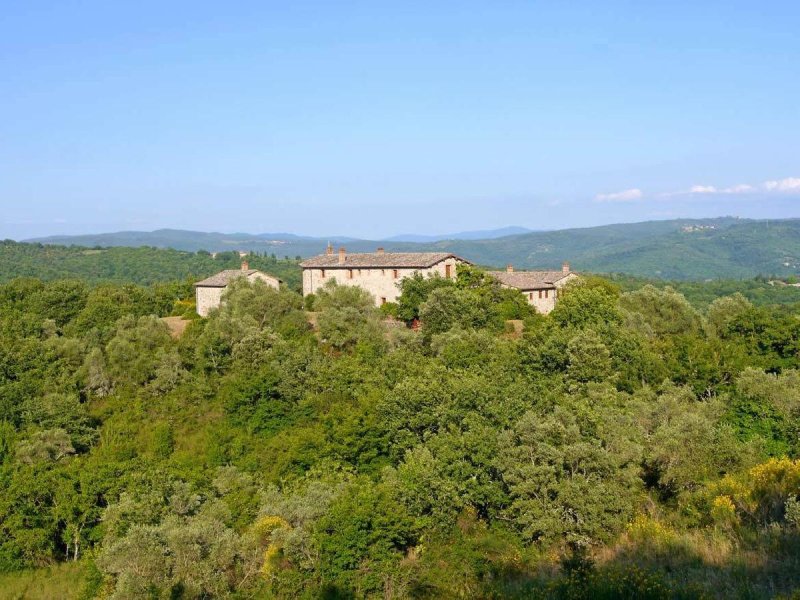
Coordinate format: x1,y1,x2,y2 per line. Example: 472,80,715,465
0,562,92,600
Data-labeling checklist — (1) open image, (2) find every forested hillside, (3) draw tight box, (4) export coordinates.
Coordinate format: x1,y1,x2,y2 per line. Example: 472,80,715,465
0,268,798,598
0,240,302,289
610,274,800,308
428,217,800,279
25,216,800,279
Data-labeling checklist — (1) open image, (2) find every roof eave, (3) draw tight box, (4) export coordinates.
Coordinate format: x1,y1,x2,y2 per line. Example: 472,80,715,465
300,253,470,269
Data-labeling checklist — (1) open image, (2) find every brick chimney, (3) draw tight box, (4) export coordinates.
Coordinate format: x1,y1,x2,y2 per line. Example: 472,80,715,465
338,247,346,265
376,247,385,255
326,242,333,255
506,264,514,273
562,261,570,274
241,260,249,271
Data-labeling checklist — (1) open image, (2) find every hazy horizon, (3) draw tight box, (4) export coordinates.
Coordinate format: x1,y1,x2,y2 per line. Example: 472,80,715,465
14,214,782,244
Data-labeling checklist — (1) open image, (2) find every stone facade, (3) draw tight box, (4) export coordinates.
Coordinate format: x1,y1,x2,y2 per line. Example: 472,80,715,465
488,263,578,314
301,248,466,306
196,286,226,318
519,275,577,314
195,264,281,316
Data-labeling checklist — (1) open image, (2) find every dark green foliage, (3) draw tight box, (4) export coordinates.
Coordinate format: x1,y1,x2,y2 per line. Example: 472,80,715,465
0,239,301,289
221,367,308,435
0,270,799,598
612,273,800,307
315,281,386,352
395,272,454,322
151,423,175,458
314,481,418,594
551,278,622,328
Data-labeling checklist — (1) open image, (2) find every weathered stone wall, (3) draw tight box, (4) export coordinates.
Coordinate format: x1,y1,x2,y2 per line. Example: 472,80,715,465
497,272,579,315
524,272,579,314
526,287,558,314
196,286,224,317
196,272,280,316
249,272,281,289
302,257,462,306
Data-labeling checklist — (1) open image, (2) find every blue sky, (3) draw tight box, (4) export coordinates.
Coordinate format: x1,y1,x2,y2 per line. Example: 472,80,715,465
1,1,799,239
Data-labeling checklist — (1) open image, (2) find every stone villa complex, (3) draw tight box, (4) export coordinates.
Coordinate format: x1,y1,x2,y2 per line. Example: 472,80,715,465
300,246,577,314
193,249,577,316
488,262,577,313
194,261,281,316
300,246,467,305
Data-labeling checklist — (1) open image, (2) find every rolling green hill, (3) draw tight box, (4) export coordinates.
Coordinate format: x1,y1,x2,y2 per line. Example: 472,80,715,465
22,217,800,280
425,217,800,279
0,242,303,289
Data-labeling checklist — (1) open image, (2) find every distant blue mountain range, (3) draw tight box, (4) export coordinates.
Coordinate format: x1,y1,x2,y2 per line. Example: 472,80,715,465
382,226,534,242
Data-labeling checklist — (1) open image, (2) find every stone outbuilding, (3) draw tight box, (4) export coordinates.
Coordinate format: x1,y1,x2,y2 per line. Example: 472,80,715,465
300,245,469,306
488,262,578,314
194,261,281,316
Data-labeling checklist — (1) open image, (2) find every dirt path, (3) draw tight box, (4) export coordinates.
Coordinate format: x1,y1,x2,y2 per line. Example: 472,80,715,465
161,316,190,339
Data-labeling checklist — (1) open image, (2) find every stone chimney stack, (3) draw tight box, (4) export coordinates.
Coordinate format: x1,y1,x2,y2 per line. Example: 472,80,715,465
326,242,333,255
376,247,385,255
506,264,514,273
562,261,570,274
241,260,249,271
338,247,346,265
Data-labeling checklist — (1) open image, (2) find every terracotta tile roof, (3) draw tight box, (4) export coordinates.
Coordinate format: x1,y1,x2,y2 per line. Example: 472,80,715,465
195,269,280,287
488,270,571,290
300,252,467,269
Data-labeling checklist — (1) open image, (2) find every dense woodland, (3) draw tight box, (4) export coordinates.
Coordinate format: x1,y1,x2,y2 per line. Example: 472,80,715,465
0,240,302,289
0,255,799,598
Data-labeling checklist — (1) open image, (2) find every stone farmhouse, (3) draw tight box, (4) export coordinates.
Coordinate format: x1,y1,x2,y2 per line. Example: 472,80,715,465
300,246,467,306
194,261,281,316
488,262,577,314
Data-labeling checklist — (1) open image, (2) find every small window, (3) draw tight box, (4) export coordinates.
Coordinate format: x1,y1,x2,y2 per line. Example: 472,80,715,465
380,297,387,305
538,290,543,299
320,269,326,278
393,269,399,279
529,292,533,300
445,264,452,278
381,269,386,276
348,269,354,279
544,290,549,298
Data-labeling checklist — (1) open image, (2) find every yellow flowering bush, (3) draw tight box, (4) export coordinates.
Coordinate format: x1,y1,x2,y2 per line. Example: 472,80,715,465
705,458,800,525
749,458,800,497
251,515,290,543
625,516,677,547
249,515,291,579
710,495,738,527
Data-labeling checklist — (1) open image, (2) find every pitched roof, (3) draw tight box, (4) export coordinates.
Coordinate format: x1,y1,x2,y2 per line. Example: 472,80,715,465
195,269,279,288
300,252,467,269
488,270,571,290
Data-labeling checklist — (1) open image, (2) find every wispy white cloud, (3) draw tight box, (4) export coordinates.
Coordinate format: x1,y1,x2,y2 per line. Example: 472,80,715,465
596,177,799,203
594,188,643,202
722,184,756,193
690,185,718,194
764,177,800,192
685,183,755,195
